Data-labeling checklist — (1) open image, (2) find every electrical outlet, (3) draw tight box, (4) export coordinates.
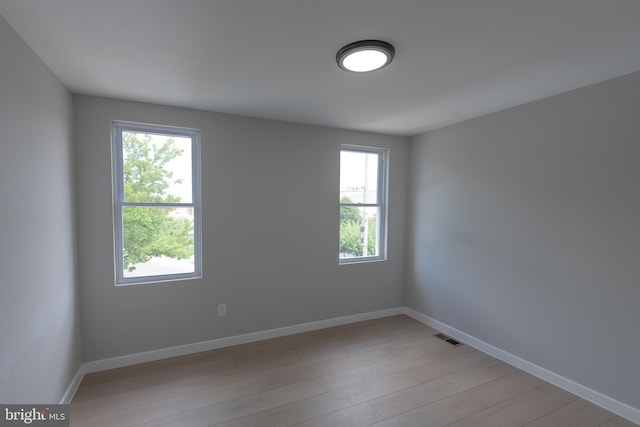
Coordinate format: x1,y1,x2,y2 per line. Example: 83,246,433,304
218,304,227,317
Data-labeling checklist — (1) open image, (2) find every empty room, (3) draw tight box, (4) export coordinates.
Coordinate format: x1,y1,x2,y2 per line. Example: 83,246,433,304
0,1,639,426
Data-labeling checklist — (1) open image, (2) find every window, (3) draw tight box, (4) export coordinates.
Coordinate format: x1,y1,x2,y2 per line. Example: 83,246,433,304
112,122,202,285
339,146,387,263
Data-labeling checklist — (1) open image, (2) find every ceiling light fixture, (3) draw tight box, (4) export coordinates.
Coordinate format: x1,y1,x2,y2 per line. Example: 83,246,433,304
336,40,395,73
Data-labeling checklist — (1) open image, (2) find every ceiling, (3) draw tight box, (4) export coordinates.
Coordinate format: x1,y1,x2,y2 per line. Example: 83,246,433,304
1,1,640,136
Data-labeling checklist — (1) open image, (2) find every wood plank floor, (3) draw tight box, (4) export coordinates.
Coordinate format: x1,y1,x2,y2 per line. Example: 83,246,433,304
70,315,638,427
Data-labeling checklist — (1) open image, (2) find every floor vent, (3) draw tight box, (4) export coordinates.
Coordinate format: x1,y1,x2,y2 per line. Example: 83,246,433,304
435,333,463,346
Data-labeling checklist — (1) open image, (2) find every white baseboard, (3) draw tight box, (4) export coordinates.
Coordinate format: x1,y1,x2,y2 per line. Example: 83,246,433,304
61,307,403,402
403,307,640,425
63,305,639,424
59,366,85,404
81,307,404,374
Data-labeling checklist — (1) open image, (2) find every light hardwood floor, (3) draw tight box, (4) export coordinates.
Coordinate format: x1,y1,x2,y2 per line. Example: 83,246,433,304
70,315,638,427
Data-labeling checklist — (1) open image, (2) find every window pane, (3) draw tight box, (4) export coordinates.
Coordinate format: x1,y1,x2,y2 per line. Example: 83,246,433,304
339,206,379,259
340,150,379,204
122,131,193,203
122,206,195,278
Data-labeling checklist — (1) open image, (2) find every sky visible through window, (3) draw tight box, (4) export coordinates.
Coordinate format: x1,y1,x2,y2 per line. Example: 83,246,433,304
340,150,379,204
340,150,382,260
123,132,193,203
121,131,195,279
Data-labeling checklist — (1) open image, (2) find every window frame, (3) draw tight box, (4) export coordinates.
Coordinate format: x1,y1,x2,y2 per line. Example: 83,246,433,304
111,121,202,285
339,145,388,264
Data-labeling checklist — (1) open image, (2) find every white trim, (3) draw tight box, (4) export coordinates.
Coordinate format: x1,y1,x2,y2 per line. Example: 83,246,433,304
59,366,85,404
403,307,640,425
339,146,388,264
82,307,404,374
111,121,202,286
61,305,639,424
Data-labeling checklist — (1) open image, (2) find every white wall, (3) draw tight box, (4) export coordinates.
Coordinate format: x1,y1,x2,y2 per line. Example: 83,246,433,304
407,71,640,409
0,15,81,403
74,95,409,362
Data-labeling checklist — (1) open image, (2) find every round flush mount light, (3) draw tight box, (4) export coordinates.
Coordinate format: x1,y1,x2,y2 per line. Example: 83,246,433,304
336,40,395,73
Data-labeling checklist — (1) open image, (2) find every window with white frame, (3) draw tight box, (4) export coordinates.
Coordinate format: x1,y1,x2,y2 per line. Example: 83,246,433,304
339,146,387,263
112,122,202,285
